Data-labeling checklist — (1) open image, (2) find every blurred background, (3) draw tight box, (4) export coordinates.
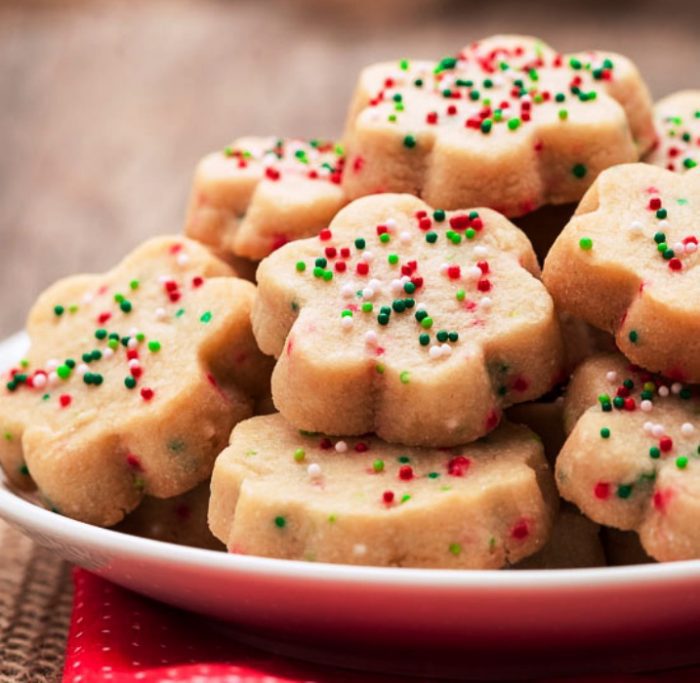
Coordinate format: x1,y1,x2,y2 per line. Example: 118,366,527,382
1,0,699,336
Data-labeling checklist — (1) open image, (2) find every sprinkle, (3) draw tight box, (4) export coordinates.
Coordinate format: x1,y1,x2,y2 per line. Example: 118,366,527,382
403,134,417,148
600,427,610,439
293,448,305,462
676,456,689,469
335,441,348,453
274,516,286,528
572,163,587,179
579,237,593,250
399,370,410,384
307,463,322,479
628,330,639,343
448,543,462,556
681,423,695,436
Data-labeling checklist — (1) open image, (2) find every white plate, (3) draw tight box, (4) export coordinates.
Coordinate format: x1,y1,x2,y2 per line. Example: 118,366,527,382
1,332,700,680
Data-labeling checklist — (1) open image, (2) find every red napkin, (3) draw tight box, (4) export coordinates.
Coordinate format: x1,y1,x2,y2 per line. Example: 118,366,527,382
62,569,700,683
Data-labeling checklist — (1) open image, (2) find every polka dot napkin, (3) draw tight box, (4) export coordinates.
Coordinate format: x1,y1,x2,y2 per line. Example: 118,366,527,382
63,569,700,683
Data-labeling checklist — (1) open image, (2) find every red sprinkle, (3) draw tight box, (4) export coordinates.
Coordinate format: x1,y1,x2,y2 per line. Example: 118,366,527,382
399,465,414,481
383,490,395,504
447,455,471,477
594,482,611,500
659,436,673,453
319,229,332,241
510,519,529,540
59,394,72,408
140,388,154,401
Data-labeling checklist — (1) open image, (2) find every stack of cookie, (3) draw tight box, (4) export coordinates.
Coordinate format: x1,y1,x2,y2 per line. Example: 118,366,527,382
2,35,699,569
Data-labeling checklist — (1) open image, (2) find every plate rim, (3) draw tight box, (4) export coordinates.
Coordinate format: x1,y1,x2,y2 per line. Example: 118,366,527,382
2,331,700,591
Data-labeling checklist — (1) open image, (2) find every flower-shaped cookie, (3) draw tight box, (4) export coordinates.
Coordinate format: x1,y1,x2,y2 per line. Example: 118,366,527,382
645,90,700,173
209,413,556,568
557,353,700,562
543,163,700,381
0,237,272,526
185,137,347,261
342,35,655,217
253,193,565,446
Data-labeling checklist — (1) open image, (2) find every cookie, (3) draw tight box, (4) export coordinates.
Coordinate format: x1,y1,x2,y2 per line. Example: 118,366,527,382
515,504,604,569
646,90,700,173
342,35,655,217
185,137,347,261
556,352,700,562
209,413,557,568
0,237,272,526
116,481,224,551
543,163,700,381
253,193,565,446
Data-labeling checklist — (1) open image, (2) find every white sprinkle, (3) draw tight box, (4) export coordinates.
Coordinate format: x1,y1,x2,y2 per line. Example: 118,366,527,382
643,421,654,434
77,364,89,376
673,242,685,254
32,374,47,389
341,284,355,299
468,265,482,280
362,287,375,299
652,424,665,438
439,263,449,275
686,241,698,254
103,348,114,359
157,275,172,284
362,251,374,263
82,292,94,304
364,331,378,346
480,297,493,310
46,359,59,371
474,245,489,257
606,371,618,383
335,441,348,453
48,372,59,387
640,399,653,412
671,382,683,395
127,338,138,349
658,386,670,397
628,220,644,234
155,307,167,321
399,231,412,243
390,279,404,294
681,422,695,436
353,543,367,556
307,463,322,479
416,303,427,311
429,345,443,359
341,316,353,330
128,359,140,370
176,253,189,266
385,218,397,229
441,343,452,357
658,219,670,230
369,278,382,291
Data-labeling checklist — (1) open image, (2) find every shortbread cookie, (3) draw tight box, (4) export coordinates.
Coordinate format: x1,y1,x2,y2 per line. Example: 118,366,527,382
209,413,556,568
185,137,347,261
557,353,700,562
0,237,272,526
646,91,699,173
342,35,655,216
515,504,604,569
543,163,700,381
254,193,565,446
116,481,224,551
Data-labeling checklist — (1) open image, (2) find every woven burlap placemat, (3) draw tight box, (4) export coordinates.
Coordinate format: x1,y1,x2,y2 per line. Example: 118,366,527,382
0,520,71,683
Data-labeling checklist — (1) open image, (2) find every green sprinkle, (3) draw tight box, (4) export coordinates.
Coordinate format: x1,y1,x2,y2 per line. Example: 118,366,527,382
480,118,492,134
656,208,668,220
399,370,410,384
403,281,416,294
617,484,633,499
295,261,306,272
436,330,448,342
400,494,411,504
600,427,610,439
628,330,639,343
558,109,568,121
449,543,462,556
465,228,476,240
420,317,433,329
676,456,689,469
361,302,373,313
53,305,65,317
507,118,521,131
572,163,587,179
654,231,666,244
274,516,286,529
293,448,305,463
649,446,661,459
388,254,399,265
108,338,119,350
124,376,137,389
129,279,140,290
425,231,438,244
427,472,440,479
19,464,29,476
322,271,333,282
433,209,446,222
148,340,161,352
200,311,212,323
579,237,593,250
355,238,366,249
456,289,465,301
56,365,71,380
403,134,417,149
419,333,430,346
415,309,427,322
435,56,458,73
373,459,385,472
120,300,132,313
375,363,385,374
569,57,582,70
